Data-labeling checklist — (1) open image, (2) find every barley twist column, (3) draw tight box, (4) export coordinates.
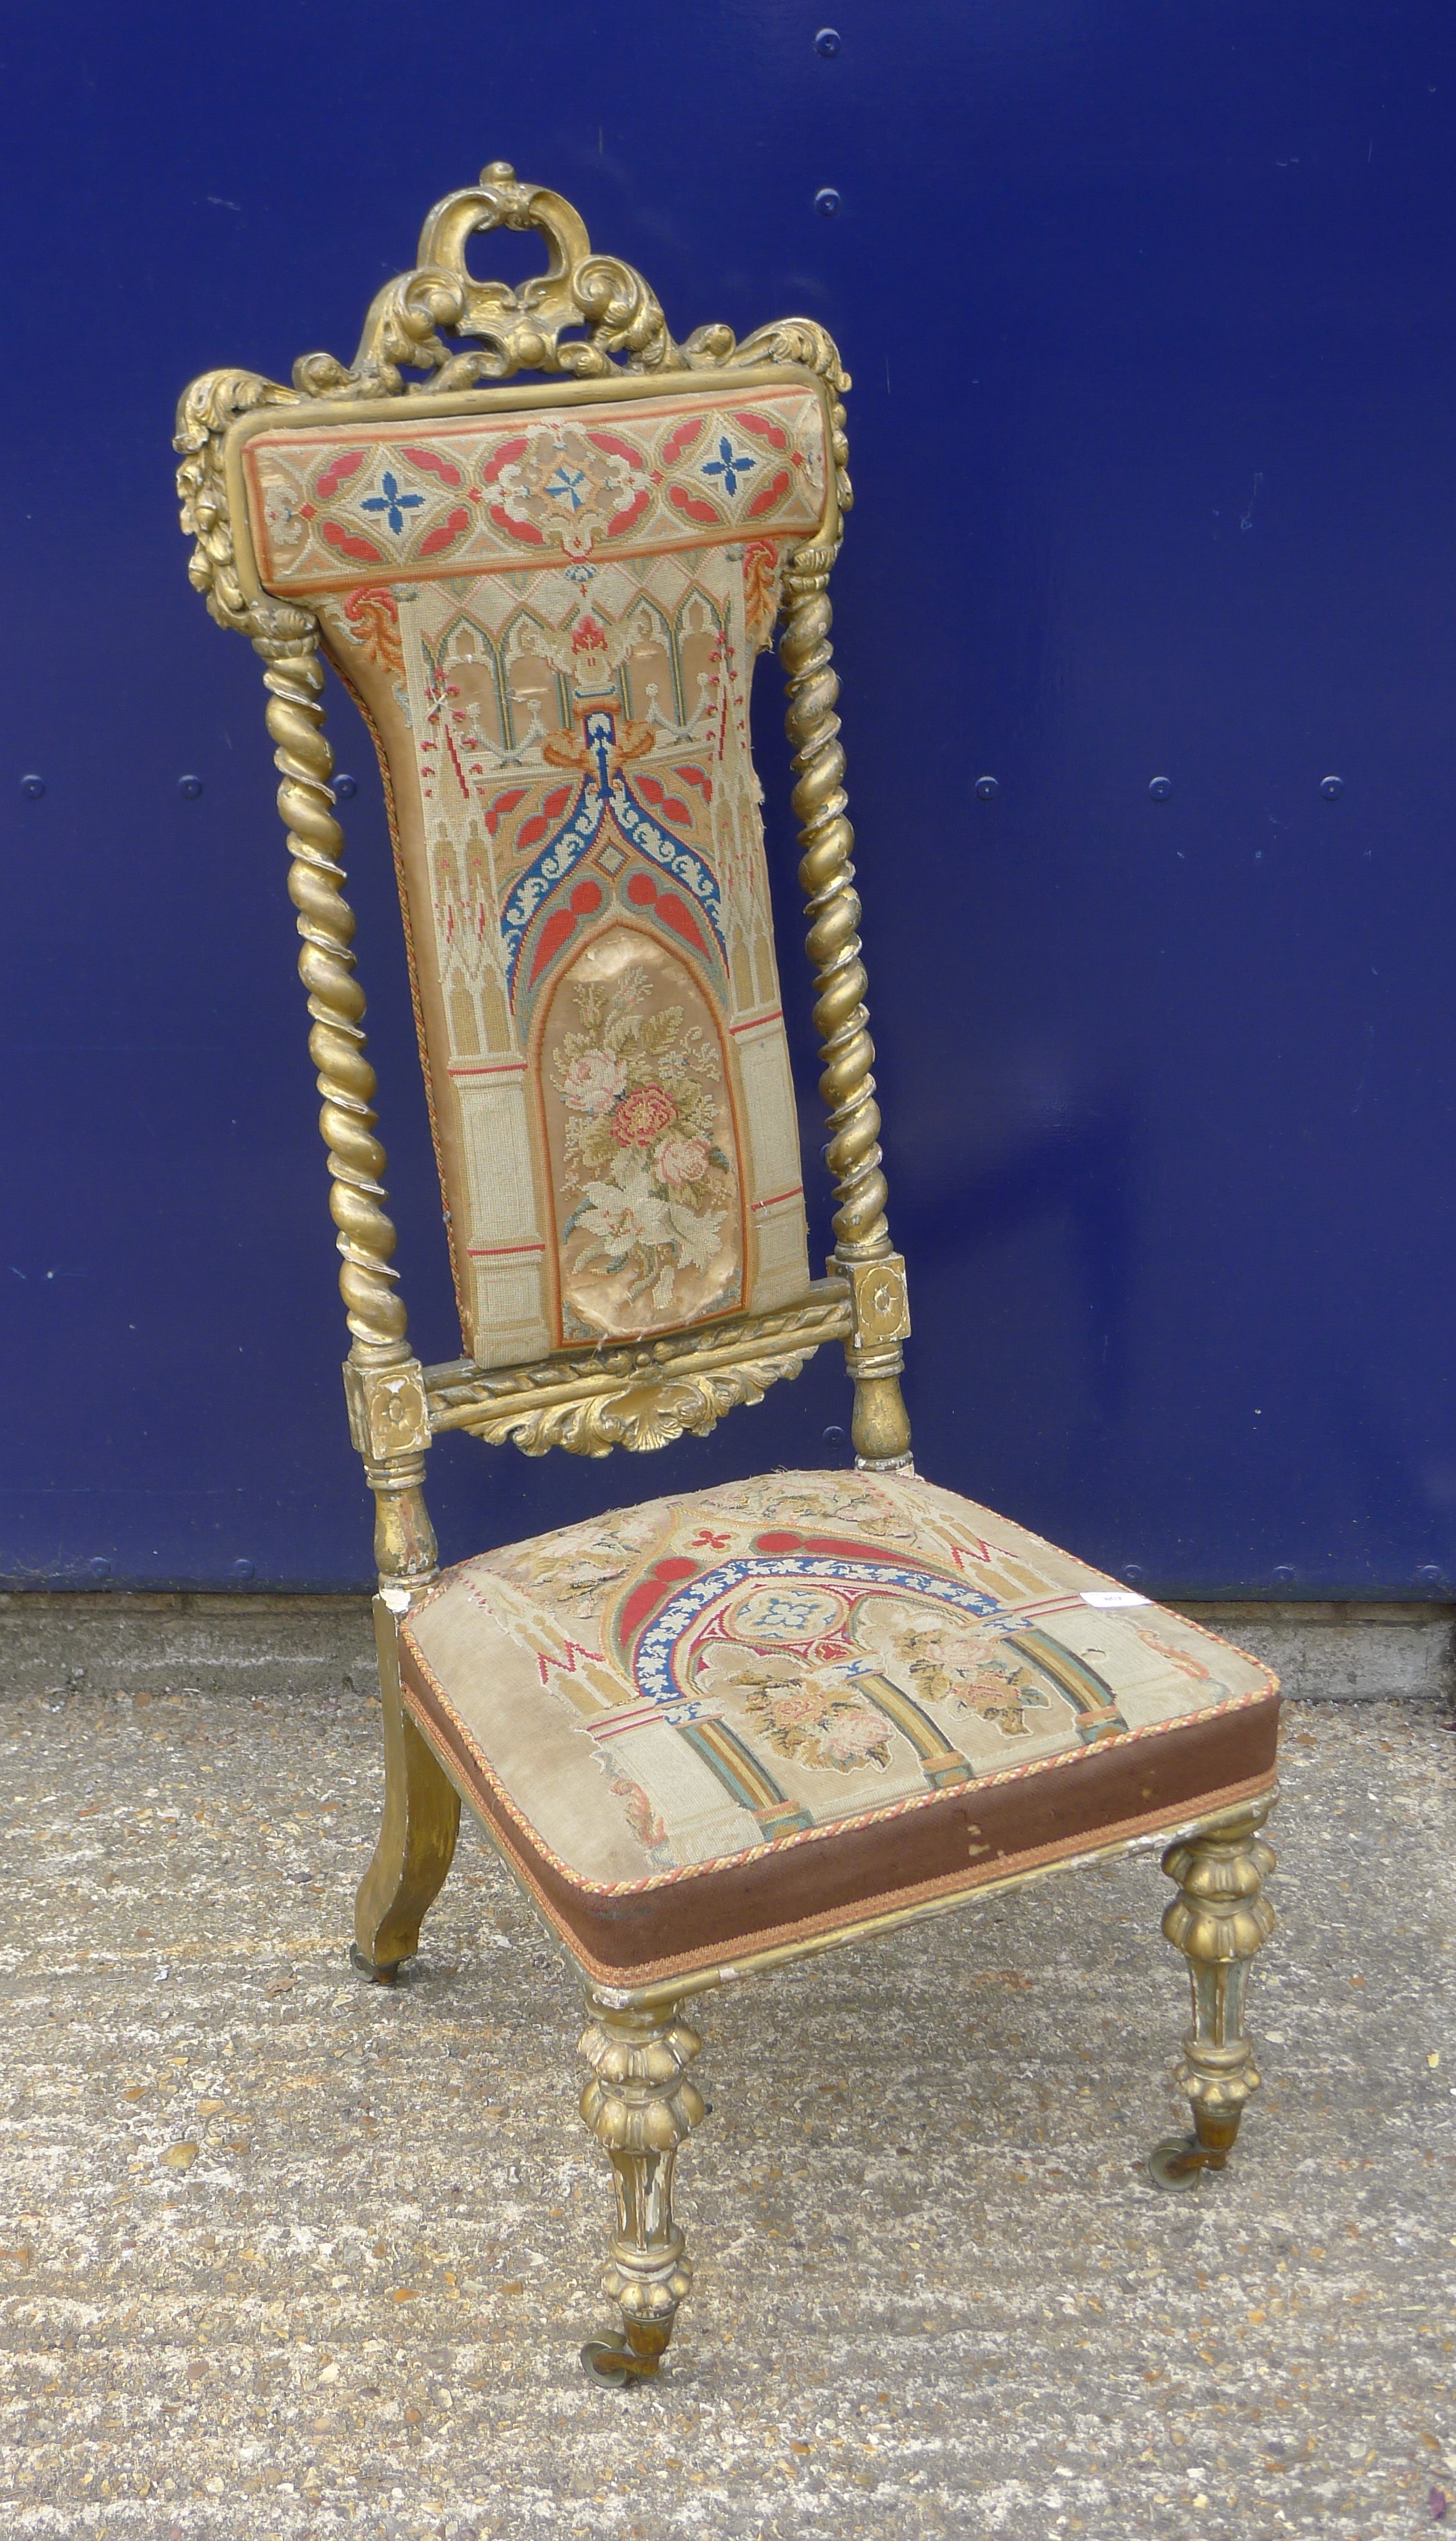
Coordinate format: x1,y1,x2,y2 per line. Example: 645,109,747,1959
781,544,911,1466
253,626,436,1594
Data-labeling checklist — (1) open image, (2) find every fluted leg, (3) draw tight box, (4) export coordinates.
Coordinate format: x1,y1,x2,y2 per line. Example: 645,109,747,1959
578,1997,706,2385
351,1600,459,1982
1149,1796,1277,2189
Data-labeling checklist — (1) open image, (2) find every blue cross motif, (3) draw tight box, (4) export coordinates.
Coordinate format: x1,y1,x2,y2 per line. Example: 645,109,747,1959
360,470,425,535
545,464,589,511
701,436,756,497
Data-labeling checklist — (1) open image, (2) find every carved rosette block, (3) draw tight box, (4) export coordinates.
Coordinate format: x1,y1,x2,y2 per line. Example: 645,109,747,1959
1151,1796,1276,2189
578,2001,706,2382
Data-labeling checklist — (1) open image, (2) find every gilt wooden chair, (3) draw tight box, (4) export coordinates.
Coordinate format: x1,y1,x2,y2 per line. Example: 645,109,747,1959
176,164,1280,2386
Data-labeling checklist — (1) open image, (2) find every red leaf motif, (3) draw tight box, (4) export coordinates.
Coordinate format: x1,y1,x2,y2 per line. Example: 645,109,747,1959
527,908,577,985
731,408,790,451
661,415,708,465
619,1556,699,1651
675,764,712,800
754,1528,892,1564
488,504,545,545
320,521,383,563
746,467,793,519
315,451,366,500
586,429,644,463
400,445,464,487
636,775,690,825
516,788,573,854
604,489,651,538
419,505,471,557
655,893,708,955
480,434,529,485
483,787,527,837
668,486,722,525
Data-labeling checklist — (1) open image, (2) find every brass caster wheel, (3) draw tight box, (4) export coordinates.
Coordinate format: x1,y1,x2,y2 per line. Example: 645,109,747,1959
1147,2132,1225,2192
349,1942,400,1984
580,2335,659,2389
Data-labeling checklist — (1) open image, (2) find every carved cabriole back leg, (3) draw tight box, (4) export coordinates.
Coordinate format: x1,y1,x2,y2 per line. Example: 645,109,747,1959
578,1998,706,2385
253,624,457,1974
351,1600,461,1981
781,546,913,1469
1149,1795,1277,2189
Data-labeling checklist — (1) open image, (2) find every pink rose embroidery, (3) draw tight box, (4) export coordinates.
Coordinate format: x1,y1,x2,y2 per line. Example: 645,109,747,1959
561,1048,628,1116
657,1134,711,1187
611,1083,677,1146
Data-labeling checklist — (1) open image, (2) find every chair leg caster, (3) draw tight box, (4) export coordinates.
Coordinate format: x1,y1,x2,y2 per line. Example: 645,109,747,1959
579,2328,666,2388
1147,2101,1243,2190
1147,2132,1226,2191
349,1941,402,1984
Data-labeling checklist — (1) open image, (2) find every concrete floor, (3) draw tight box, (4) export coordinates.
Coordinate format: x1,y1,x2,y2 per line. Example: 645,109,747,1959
1,1663,1453,2539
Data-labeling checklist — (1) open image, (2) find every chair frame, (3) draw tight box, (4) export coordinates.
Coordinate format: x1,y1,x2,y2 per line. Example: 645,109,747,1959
177,163,1276,2386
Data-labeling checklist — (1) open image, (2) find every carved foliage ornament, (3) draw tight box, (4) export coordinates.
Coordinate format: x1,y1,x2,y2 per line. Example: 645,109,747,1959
175,160,852,637
423,1291,855,1457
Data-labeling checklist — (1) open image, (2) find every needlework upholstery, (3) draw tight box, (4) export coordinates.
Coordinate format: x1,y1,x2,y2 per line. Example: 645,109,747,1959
398,1468,1279,1985
244,384,826,1366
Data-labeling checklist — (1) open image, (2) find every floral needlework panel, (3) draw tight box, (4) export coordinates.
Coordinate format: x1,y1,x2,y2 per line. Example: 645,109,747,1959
240,385,827,1367
399,1470,1280,1919
542,932,743,1341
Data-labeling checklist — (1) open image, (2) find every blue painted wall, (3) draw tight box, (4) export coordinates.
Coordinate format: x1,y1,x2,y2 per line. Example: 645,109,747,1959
5,1,1456,1596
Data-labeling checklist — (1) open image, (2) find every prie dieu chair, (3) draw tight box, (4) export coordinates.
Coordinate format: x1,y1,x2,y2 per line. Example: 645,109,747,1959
176,164,1280,2385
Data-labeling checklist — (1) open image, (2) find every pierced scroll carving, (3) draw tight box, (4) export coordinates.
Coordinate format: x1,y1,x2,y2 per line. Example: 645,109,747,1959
176,161,849,641
423,1288,854,1458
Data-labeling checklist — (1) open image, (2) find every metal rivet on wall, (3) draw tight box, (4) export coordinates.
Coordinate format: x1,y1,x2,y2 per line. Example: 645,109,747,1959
974,775,999,800
333,774,358,800
231,1558,256,1580
1320,774,1345,800
814,188,842,217
19,774,44,799
814,26,843,54
1271,1564,1295,1585
822,1425,846,1448
88,1557,111,1580
1417,1563,1442,1584
1122,1563,1145,1585
178,774,203,799
1147,775,1173,801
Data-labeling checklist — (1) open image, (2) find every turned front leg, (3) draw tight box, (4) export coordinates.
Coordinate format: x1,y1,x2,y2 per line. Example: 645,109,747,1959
1149,1796,1277,2189
578,1998,706,2385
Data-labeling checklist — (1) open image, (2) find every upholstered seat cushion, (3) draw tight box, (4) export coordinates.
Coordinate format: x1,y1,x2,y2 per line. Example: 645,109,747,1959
398,1469,1279,1987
